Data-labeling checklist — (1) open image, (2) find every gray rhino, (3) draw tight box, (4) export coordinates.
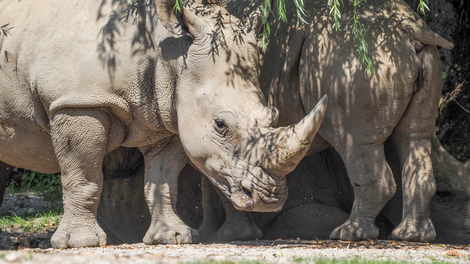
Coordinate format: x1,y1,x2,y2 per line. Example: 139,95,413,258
0,0,328,248
261,0,454,242
201,0,455,243
199,135,470,244
72,134,470,245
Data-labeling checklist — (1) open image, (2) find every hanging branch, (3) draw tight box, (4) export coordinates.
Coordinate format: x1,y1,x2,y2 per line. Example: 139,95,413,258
350,0,375,77
171,0,430,76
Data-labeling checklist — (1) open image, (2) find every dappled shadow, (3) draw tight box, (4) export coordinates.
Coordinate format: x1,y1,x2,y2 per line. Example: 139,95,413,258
96,0,157,80
224,0,459,242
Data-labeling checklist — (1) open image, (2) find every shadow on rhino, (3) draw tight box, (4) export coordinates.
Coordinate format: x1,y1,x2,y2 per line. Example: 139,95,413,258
94,135,470,245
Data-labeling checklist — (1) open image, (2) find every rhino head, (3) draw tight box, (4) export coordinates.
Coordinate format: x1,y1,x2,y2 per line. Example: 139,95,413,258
430,135,470,244
155,0,327,212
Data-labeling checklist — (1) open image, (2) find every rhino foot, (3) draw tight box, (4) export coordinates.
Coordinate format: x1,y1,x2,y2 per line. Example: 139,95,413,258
143,225,198,244
330,218,379,241
390,218,436,242
215,217,262,242
51,220,107,248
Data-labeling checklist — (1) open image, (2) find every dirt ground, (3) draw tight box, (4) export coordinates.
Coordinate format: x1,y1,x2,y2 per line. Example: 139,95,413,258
1,194,470,264
0,240,470,264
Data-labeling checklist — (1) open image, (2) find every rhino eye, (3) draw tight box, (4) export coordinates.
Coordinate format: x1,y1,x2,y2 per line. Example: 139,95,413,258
216,119,225,128
214,119,228,135
434,191,454,204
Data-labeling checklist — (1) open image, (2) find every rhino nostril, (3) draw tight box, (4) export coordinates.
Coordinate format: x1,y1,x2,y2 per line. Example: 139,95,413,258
243,187,253,199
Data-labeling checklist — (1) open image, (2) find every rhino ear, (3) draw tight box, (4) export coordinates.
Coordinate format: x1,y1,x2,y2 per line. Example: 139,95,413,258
155,0,209,38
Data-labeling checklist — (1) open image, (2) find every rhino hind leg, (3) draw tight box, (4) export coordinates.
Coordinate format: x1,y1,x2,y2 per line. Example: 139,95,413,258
264,203,349,240
330,144,397,241
198,176,261,242
389,45,442,242
50,109,110,248
142,136,198,244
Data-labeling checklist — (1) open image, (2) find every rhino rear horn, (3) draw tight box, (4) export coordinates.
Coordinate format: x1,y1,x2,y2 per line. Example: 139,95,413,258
264,95,328,177
395,0,454,50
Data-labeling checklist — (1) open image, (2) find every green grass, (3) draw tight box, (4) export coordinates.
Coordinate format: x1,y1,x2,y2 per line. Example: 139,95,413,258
5,170,63,202
1,170,63,233
0,210,61,233
180,257,465,264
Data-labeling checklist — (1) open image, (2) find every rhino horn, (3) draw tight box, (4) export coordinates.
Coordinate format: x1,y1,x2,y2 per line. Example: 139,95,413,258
263,95,328,177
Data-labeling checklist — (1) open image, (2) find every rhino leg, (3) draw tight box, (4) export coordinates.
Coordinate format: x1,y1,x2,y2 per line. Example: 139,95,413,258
198,176,262,242
330,144,396,240
50,109,109,248
0,161,14,205
97,148,149,245
197,175,225,242
264,203,349,240
142,135,198,244
390,45,441,242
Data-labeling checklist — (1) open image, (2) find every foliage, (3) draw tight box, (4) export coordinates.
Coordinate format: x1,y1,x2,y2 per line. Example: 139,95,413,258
173,0,431,76
8,171,62,202
350,0,375,77
0,211,61,233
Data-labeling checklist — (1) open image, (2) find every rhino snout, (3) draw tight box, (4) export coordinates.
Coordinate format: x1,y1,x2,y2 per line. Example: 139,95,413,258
231,177,287,212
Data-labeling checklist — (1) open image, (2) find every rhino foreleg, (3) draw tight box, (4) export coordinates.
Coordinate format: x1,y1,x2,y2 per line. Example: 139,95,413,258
0,161,14,205
141,135,198,244
50,108,109,248
197,175,225,242
198,176,261,242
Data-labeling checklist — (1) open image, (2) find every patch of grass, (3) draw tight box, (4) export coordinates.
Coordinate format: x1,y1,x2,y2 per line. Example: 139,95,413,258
6,170,63,203
291,258,460,264
182,257,463,264
180,261,235,264
0,210,61,233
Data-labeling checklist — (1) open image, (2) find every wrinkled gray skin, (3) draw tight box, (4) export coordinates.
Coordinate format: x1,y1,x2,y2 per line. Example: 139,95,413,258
95,0,469,243
206,0,455,243
0,0,328,248
69,134,470,245
199,135,470,244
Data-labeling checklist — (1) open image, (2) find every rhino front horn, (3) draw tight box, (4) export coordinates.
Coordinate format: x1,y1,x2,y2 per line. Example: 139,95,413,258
264,95,328,177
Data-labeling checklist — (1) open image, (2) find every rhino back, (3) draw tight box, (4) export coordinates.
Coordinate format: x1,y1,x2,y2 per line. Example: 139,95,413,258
260,0,421,147
0,0,177,171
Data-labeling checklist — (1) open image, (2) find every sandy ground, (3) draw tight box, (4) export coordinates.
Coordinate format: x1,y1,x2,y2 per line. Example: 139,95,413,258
0,239,469,264
1,193,470,263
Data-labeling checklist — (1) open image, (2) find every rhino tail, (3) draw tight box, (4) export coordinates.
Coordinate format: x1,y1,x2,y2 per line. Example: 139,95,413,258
394,0,454,50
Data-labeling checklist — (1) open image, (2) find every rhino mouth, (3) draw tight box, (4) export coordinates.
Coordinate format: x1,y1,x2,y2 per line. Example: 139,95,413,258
204,159,288,212
231,184,254,211
228,168,288,212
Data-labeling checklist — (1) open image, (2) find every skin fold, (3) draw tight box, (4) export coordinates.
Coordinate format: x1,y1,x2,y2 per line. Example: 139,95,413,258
211,0,454,242
66,134,470,245
0,0,328,248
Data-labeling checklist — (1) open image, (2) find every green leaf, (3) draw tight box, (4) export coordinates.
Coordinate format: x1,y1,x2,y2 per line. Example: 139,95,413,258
173,0,183,14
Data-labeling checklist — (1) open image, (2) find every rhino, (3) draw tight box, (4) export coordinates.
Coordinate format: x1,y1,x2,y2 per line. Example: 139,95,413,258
197,0,456,243
0,0,328,248
55,134,469,245
199,135,470,244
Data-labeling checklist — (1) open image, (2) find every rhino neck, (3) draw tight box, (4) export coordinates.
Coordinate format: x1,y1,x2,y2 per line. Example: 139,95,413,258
153,60,180,134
